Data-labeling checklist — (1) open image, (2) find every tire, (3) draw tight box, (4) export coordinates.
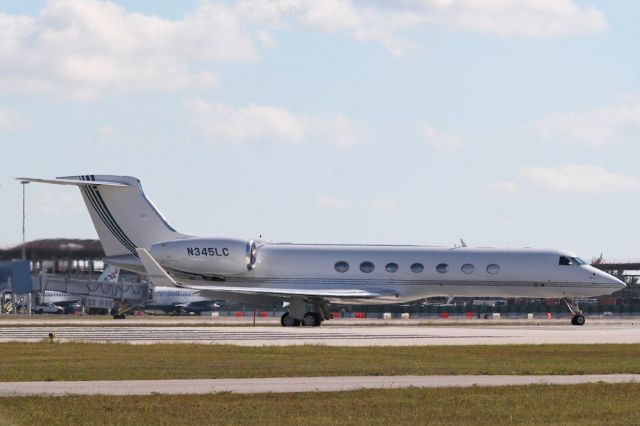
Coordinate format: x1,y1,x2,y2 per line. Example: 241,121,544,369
281,312,300,327
303,312,322,327
573,314,585,326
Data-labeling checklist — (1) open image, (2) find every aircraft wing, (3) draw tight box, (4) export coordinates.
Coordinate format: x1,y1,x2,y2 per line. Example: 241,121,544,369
169,284,387,299
137,248,178,287
136,248,392,300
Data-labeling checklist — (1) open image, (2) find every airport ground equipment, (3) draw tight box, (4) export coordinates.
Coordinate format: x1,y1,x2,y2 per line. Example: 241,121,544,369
32,303,64,314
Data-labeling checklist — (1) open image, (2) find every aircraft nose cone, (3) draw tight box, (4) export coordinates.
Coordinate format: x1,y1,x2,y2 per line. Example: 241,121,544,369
591,268,626,290
599,271,626,289
611,275,626,290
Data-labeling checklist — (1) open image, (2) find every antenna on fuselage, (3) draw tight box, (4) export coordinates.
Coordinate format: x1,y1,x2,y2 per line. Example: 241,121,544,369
460,238,468,248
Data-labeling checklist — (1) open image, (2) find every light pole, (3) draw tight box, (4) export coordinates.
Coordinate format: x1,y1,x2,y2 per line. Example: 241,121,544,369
21,180,30,261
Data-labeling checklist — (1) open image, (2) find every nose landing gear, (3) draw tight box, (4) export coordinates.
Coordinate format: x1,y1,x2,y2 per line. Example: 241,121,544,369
563,298,586,326
571,314,586,326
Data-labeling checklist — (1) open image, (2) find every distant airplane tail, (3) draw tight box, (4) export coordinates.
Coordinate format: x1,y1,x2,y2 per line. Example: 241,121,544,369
18,175,189,257
98,264,121,282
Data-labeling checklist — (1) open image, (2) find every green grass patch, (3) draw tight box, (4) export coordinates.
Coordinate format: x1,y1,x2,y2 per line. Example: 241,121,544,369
0,383,639,425
1,343,640,381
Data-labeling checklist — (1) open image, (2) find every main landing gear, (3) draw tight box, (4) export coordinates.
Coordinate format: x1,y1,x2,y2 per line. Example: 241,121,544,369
563,298,586,326
280,312,301,327
280,299,328,327
280,311,323,327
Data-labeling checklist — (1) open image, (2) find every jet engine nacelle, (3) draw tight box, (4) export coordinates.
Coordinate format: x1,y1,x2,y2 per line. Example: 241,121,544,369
149,237,257,276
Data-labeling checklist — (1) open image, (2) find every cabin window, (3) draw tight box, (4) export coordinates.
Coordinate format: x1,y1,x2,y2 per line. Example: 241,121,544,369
461,264,475,274
486,264,500,274
360,261,375,273
436,263,449,273
385,262,399,273
335,261,349,273
410,263,424,273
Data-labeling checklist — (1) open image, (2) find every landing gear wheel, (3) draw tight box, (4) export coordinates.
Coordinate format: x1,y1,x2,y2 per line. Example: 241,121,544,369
572,314,585,326
281,312,300,327
563,298,586,327
302,312,322,327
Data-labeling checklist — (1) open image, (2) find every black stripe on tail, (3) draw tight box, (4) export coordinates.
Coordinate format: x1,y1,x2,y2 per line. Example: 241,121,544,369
79,175,139,257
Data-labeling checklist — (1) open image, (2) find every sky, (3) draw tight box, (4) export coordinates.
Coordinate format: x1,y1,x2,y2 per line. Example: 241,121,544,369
0,0,638,260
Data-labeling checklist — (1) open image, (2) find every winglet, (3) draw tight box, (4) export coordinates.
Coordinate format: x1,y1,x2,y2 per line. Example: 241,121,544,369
136,248,177,287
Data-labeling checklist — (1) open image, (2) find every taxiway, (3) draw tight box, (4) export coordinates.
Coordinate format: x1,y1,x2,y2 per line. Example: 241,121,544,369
0,375,638,396
1,323,639,345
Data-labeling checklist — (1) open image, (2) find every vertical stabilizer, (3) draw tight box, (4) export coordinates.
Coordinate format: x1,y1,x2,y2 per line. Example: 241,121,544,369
18,175,190,257
98,265,120,282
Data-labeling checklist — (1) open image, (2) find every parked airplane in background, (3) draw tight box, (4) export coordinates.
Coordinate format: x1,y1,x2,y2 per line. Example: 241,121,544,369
42,290,80,305
20,175,626,326
97,265,219,316
145,286,219,315
41,264,120,307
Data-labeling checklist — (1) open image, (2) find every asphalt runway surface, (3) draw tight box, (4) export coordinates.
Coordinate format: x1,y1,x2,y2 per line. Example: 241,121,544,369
1,323,640,345
0,375,638,396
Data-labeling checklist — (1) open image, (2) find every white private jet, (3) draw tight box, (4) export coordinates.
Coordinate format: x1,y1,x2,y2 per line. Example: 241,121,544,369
19,175,625,327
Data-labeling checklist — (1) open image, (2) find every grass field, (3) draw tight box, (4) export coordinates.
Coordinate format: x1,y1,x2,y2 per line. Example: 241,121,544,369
0,383,638,425
1,343,639,381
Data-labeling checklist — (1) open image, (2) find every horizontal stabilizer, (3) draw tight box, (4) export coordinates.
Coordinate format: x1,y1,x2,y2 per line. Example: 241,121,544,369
16,177,131,187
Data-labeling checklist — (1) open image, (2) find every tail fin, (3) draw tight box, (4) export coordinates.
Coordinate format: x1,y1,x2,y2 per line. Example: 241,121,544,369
97,265,120,282
18,175,189,257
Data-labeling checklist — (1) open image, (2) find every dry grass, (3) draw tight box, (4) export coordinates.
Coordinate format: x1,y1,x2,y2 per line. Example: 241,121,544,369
0,383,639,425
0,343,639,381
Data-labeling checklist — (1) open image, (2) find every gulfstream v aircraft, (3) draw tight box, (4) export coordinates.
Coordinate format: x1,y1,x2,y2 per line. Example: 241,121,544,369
20,175,625,327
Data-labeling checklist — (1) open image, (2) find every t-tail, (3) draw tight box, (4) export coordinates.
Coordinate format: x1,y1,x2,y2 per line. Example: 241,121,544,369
17,175,190,257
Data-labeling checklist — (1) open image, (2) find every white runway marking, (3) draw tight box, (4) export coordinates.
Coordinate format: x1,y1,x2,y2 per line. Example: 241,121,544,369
0,324,639,345
0,375,638,396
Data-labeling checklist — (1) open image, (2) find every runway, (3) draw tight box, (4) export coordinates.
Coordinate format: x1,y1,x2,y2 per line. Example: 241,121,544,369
0,375,638,396
1,324,639,345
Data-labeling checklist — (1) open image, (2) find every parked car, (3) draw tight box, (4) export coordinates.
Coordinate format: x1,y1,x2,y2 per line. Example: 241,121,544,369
32,303,64,314
64,302,81,314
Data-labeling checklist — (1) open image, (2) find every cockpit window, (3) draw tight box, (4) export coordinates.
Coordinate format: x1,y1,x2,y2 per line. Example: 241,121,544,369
559,256,587,266
559,256,571,266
